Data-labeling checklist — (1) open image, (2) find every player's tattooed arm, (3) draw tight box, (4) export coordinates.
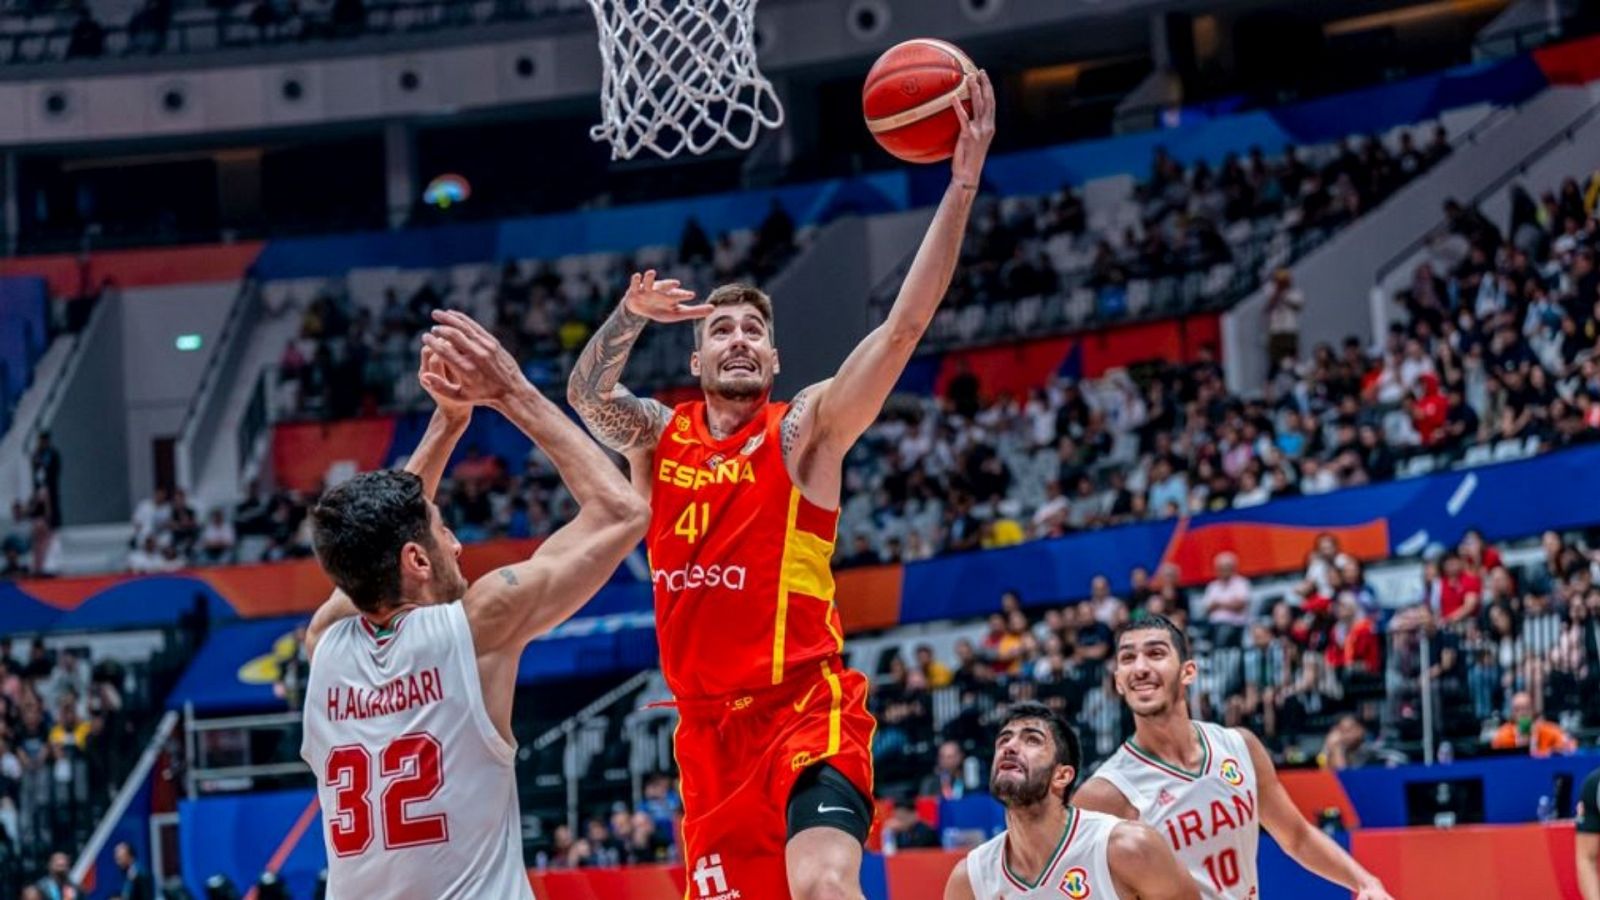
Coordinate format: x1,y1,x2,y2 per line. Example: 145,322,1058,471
567,303,673,453
780,382,825,460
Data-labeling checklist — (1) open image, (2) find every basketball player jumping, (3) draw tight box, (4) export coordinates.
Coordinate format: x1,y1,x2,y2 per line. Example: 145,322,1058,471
568,71,994,900
946,701,1197,900
1074,615,1393,900
300,312,648,897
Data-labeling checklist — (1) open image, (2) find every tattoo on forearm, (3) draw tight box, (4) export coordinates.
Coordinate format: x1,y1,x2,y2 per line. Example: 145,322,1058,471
498,568,518,586
569,305,669,452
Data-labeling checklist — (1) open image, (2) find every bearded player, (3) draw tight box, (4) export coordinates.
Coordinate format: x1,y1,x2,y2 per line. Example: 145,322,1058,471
300,312,647,897
946,702,1196,900
1073,616,1392,900
568,71,995,900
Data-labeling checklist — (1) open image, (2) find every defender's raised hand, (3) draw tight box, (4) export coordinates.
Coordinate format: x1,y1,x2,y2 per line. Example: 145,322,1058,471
622,269,707,324
420,309,531,406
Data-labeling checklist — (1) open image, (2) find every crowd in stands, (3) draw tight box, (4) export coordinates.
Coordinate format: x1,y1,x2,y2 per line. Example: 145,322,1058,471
276,199,799,421
0,638,131,895
534,772,681,871
835,164,1600,566
860,525,1600,807
898,126,1455,345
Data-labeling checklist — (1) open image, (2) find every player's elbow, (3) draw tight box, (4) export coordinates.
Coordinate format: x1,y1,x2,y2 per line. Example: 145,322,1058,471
607,492,651,537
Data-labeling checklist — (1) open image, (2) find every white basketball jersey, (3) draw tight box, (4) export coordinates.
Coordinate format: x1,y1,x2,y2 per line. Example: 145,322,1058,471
965,808,1122,900
301,603,533,900
1089,721,1260,900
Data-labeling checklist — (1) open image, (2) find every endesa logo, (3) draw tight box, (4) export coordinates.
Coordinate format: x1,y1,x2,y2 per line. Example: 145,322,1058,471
652,563,748,592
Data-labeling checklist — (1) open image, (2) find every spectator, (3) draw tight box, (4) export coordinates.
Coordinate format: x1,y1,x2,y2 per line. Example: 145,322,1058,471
625,810,671,864
130,488,171,545
639,773,681,842
584,817,623,867
35,852,84,900
30,432,61,530
1200,552,1252,647
920,740,979,800
113,842,154,900
198,509,237,564
1318,715,1376,770
882,798,939,849
1333,595,1381,676
914,644,952,689
66,8,105,58
1491,691,1577,756
1265,269,1306,365
1435,552,1483,625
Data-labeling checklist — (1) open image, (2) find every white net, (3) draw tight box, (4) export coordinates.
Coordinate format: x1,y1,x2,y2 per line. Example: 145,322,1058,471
585,0,784,160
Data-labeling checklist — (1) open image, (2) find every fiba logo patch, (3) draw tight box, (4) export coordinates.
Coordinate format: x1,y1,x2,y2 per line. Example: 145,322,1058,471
1058,866,1091,898
1219,758,1244,787
692,853,741,899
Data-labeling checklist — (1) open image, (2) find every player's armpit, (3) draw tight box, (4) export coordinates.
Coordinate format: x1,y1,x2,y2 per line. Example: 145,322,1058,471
1070,777,1139,819
943,857,976,900
1107,822,1199,900
464,499,647,655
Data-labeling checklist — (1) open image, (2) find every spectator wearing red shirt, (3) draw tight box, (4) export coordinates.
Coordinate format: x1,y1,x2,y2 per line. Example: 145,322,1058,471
1409,373,1448,446
1333,595,1381,675
1435,552,1483,624
1458,528,1503,576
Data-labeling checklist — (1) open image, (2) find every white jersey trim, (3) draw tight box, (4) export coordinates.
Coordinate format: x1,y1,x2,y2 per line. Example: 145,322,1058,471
443,601,516,766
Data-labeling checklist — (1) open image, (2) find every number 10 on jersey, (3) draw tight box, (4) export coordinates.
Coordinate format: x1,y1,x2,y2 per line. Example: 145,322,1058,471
674,502,711,543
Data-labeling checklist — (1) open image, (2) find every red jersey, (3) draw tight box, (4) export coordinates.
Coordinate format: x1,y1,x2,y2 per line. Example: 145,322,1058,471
647,400,843,698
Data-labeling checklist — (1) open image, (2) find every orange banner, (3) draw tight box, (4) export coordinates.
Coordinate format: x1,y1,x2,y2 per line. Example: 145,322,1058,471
1354,821,1579,900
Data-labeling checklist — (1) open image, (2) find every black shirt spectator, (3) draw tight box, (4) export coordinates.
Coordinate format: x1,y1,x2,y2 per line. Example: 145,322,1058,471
113,842,154,900
31,433,61,529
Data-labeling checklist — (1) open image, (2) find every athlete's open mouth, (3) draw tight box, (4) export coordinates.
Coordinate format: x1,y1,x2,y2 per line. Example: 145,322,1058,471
721,357,758,374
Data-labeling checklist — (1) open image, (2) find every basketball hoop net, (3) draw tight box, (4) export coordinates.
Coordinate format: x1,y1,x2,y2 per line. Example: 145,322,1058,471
585,0,784,160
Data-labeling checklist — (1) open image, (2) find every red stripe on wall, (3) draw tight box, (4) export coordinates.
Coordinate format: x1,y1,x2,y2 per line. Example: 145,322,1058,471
0,242,262,298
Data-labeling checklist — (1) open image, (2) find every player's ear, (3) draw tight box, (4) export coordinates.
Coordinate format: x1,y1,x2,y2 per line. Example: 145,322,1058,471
399,540,431,584
1054,764,1076,798
690,349,702,378
772,347,780,374
1180,658,1198,686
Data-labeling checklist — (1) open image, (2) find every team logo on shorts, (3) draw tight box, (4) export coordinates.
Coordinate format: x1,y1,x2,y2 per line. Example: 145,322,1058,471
1219,758,1244,787
1058,866,1091,898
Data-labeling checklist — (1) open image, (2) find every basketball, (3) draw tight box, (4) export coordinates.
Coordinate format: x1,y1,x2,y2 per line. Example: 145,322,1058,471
862,39,977,163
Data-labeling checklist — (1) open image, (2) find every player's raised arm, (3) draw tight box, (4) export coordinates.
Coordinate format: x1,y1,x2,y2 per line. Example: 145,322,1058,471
789,71,994,470
1244,728,1393,900
568,270,710,466
306,349,472,658
1108,821,1200,900
424,310,649,650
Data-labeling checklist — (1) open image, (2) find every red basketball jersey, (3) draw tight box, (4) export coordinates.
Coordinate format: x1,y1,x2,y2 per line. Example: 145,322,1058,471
647,400,842,698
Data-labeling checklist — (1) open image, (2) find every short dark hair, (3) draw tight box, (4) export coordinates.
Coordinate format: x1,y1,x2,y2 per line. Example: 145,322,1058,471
311,470,433,613
1000,700,1081,773
696,283,774,347
1114,613,1191,661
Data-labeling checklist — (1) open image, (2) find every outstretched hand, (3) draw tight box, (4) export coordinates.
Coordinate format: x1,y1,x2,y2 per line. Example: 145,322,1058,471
950,69,996,189
622,269,709,324
420,309,530,406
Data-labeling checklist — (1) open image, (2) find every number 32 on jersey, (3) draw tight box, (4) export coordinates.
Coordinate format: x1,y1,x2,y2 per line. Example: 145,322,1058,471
326,732,449,856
